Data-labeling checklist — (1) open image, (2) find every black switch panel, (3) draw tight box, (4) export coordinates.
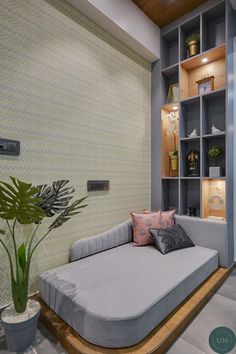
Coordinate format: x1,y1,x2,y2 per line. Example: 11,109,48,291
0,138,20,156
87,180,110,192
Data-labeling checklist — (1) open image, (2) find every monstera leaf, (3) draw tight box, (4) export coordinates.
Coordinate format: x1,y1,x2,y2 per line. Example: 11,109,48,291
0,177,45,224
36,180,74,217
49,196,88,230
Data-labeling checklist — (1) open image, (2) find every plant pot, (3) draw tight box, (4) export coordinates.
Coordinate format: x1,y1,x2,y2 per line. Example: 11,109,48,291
170,155,178,171
187,40,199,57
209,166,222,178
1,300,40,352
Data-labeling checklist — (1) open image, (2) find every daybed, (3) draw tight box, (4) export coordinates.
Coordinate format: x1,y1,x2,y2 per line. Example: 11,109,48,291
39,216,225,348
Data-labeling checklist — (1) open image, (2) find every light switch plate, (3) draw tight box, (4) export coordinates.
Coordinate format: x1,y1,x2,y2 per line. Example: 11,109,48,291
0,138,20,156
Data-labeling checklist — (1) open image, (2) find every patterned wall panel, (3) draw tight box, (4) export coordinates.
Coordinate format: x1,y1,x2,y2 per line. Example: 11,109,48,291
0,0,151,306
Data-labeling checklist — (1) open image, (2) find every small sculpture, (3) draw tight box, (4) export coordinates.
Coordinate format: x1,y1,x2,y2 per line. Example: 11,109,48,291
211,124,222,135
187,150,200,176
188,128,198,138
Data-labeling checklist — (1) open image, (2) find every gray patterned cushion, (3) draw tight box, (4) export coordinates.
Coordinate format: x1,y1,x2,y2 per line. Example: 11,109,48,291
149,224,195,255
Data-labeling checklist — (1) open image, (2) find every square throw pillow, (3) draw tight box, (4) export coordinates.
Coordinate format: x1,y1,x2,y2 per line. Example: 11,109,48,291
144,209,175,228
130,212,162,246
149,224,195,255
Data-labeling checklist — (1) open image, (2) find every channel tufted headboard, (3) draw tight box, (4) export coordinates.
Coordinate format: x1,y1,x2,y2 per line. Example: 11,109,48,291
71,216,230,268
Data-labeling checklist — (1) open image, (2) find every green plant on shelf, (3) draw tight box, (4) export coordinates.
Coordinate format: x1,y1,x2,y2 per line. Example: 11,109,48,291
185,32,200,46
208,145,223,166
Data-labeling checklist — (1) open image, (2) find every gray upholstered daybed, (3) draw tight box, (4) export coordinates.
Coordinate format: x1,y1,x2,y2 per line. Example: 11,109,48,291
39,216,227,348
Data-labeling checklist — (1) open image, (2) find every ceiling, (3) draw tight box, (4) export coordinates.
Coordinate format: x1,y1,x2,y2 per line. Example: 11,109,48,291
132,0,209,28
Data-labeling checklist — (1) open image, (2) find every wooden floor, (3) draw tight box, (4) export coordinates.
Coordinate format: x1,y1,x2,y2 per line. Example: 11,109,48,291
34,266,234,354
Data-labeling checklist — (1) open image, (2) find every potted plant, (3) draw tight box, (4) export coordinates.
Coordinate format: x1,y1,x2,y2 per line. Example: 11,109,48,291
208,145,223,177
167,111,179,176
0,177,87,352
186,32,200,57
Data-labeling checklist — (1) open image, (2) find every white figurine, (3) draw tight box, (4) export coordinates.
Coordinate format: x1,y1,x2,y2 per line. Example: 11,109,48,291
211,124,222,135
188,128,198,138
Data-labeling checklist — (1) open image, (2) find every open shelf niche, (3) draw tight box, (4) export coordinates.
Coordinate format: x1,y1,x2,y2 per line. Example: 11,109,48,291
161,64,179,105
180,16,200,61
202,135,226,178
161,104,179,177
180,45,226,100
202,2,226,51
202,89,226,135
180,139,200,177
202,179,226,221
180,179,200,216
180,96,200,138
161,179,179,213
161,27,179,69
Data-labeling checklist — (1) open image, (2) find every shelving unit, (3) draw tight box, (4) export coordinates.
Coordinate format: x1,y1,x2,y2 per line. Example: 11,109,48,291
157,0,233,222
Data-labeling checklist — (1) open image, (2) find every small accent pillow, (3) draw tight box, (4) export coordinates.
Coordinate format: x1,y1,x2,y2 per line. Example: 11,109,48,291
149,224,195,255
144,209,175,228
130,212,162,246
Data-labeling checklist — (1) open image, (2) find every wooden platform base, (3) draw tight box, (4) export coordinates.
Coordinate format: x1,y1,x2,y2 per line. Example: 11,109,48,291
34,266,234,354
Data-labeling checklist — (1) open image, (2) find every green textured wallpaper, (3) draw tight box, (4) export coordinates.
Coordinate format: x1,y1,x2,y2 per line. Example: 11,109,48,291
0,0,151,307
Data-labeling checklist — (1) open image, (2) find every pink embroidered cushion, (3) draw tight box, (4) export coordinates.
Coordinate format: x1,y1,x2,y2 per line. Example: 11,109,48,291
160,210,175,227
144,209,175,228
130,212,162,246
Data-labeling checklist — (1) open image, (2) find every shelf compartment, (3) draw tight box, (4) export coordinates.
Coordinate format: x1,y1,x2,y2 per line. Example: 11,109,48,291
180,45,226,100
202,2,225,52
161,28,179,69
180,96,200,138
162,64,179,105
180,139,200,177
202,135,225,178
180,16,200,61
202,179,226,220
180,179,200,216
161,106,179,177
202,88,226,135
161,179,179,213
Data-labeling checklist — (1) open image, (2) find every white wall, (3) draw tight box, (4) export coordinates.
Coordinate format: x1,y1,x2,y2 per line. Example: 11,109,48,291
66,0,160,62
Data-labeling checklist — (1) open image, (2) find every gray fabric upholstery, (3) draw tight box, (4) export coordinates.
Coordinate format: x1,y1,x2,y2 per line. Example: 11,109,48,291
70,219,132,262
39,243,218,348
175,215,228,267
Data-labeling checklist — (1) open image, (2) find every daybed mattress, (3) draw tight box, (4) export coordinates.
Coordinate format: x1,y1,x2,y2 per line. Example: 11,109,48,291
39,244,218,348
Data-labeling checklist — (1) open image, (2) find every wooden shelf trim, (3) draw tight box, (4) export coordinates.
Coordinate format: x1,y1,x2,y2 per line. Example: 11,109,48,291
180,44,226,70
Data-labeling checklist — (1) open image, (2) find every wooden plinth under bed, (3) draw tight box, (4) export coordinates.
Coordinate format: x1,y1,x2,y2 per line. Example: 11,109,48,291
33,266,234,354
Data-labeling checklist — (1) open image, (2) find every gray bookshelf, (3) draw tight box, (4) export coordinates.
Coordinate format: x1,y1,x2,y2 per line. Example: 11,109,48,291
151,0,235,267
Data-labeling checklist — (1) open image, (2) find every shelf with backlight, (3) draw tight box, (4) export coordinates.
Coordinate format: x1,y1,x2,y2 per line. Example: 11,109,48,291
157,1,232,224
202,179,226,221
180,44,226,100
161,105,179,178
